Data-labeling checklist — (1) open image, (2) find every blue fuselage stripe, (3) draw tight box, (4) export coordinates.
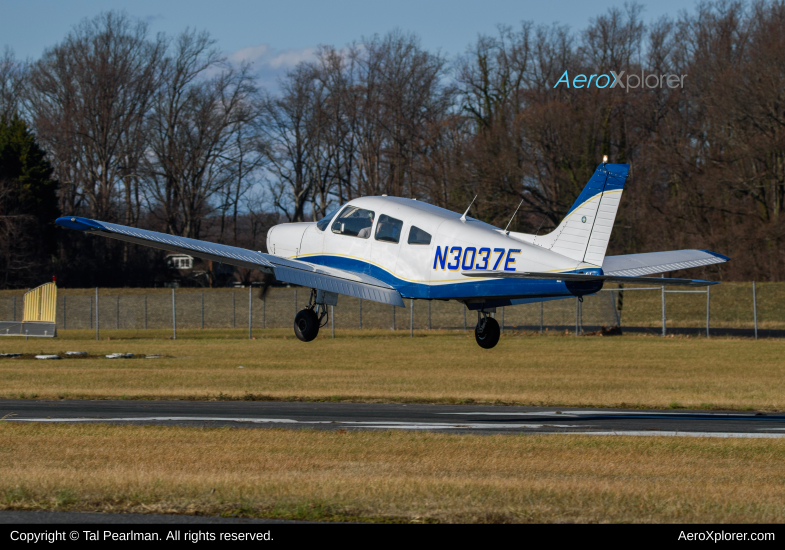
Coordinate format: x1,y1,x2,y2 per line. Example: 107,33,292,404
299,255,602,300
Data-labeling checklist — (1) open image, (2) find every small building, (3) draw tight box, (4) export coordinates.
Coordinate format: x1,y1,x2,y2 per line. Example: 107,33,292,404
166,254,193,270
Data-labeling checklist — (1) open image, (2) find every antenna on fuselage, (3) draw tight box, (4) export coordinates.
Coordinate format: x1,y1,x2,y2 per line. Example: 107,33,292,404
460,195,477,222
504,199,524,233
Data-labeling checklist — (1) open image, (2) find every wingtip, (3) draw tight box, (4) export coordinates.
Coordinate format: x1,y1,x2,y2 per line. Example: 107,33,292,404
697,249,731,262
55,216,106,232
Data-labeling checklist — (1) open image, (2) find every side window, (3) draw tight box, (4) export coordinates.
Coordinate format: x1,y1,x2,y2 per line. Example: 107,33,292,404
407,226,432,245
374,214,403,243
331,206,375,238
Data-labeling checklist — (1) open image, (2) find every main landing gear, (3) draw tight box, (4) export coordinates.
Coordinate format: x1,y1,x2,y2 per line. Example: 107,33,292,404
293,289,334,342
475,311,500,349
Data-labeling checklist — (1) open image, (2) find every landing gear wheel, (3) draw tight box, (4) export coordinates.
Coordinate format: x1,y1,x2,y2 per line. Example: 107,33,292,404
294,308,320,342
475,317,500,349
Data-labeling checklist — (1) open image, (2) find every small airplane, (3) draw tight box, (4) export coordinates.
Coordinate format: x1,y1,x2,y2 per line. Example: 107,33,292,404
56,160,728,348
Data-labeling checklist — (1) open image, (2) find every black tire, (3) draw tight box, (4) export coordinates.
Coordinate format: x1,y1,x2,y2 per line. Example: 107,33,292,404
475,317,500,349
294,308,320,342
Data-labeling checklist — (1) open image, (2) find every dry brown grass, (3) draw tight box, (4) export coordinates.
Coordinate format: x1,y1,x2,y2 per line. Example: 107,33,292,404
1,330,784,410
1,423,783,523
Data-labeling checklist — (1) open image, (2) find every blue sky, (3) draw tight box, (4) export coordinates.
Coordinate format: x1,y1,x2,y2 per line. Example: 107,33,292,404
2,0,700,87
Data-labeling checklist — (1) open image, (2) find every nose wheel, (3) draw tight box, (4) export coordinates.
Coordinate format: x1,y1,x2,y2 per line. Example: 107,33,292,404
475,313,500,349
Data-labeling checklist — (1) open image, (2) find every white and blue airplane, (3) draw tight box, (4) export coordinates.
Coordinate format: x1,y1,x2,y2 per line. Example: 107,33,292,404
56,162,729,348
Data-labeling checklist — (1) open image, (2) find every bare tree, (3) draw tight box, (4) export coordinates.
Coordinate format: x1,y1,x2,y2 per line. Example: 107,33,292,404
27,12,165,221
144,29,260,239
0,47,27,124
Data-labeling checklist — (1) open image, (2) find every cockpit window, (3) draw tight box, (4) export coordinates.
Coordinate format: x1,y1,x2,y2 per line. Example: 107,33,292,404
407,226,432,245
316,208,339,231
374,214,403,244
331,206,375,238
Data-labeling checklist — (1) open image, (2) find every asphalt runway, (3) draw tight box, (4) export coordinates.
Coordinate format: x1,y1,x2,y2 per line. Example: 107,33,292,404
3,399,785,437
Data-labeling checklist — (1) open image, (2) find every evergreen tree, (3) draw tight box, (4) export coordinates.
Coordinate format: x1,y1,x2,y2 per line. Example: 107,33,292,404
0,116,59,288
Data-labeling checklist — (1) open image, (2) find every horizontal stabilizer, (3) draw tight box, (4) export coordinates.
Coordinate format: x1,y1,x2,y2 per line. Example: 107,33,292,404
603,249,729,276
56,216,404,306
462,270,717,287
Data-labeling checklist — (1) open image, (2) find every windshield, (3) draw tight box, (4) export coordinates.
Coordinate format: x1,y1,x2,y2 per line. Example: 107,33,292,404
316,208,339,231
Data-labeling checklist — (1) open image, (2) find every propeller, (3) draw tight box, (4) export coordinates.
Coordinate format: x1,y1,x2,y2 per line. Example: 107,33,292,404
257,270,276,300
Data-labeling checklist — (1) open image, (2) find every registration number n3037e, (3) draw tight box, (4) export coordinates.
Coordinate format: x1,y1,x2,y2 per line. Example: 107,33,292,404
433,246,520,271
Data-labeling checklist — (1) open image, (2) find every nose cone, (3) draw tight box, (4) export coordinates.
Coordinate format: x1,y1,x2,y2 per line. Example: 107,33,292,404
267,222,310,257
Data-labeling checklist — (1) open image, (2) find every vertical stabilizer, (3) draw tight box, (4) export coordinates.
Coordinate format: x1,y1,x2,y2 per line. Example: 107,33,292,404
533,163,628,266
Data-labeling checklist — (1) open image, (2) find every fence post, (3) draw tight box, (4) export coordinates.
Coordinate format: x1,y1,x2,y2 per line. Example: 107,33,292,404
116,295,119,330
172,288,176,340
144,295,147,330
661,284,666,337
62,295,66,329
359,299,362,329
262,296,266,329
248,286,252,340
89,296,92,330
706,285,710,339
540,301,543,334
201,292,204,329
232,292,235,329
575,298,579,336
392,305,396,331
753,281,758,341
12,296,15,321
428,301,431,330
95,288,99,340
331,305,335,338
410,299,414,337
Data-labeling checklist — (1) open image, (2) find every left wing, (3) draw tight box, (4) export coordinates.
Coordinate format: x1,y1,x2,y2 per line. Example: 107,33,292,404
462,270,716,287
55,217,404,306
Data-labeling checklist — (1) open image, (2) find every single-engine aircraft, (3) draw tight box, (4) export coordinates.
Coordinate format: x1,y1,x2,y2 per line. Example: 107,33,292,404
56,161,729,348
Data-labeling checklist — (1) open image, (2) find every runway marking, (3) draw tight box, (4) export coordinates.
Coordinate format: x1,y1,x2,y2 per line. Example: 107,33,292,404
8,417,785,437
8,417,299,424
439,411,777,418
7,417,583,430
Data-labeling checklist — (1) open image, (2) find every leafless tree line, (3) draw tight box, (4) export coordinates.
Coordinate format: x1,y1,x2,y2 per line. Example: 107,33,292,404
1,2,784,284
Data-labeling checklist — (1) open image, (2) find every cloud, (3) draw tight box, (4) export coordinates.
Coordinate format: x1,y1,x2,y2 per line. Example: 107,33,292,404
228,44,318,89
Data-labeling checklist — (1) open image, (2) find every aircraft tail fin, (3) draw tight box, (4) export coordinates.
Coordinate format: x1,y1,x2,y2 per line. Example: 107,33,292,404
533,163,628,266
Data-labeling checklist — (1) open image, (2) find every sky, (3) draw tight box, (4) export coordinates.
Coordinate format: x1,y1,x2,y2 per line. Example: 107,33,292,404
2,0,701,88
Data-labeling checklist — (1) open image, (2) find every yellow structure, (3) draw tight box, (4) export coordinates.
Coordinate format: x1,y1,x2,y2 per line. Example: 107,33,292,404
23,282,58,323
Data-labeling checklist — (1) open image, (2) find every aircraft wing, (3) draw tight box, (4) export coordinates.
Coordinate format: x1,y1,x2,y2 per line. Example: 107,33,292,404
602,249,729,277
462,270,716,287
55,216,404,306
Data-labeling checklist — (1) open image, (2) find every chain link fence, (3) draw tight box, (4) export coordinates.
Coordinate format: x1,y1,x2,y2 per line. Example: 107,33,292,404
0,282,782,337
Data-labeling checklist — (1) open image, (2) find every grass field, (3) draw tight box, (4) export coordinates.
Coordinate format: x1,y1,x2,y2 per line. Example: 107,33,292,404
2,330,784,524
2,423,784,523
1,329,784,410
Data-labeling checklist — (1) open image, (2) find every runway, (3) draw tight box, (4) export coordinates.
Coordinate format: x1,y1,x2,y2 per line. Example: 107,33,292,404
2,399,785,437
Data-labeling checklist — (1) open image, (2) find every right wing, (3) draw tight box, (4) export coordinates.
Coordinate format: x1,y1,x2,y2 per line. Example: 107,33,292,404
55,217,404,306
602,249,729,277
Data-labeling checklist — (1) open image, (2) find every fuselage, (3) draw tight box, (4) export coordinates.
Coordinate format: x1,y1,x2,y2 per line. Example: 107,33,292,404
266,196,603,306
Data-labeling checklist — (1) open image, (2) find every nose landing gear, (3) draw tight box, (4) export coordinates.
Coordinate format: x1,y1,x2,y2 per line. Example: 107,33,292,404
293,289,335,342
475,310,500,349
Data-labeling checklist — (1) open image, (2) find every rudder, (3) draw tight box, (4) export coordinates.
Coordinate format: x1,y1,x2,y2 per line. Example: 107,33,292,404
533,163,628,266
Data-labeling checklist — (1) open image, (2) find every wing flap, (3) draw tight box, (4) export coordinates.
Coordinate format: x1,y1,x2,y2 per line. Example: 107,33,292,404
56,216,404,306
462,270,716,287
